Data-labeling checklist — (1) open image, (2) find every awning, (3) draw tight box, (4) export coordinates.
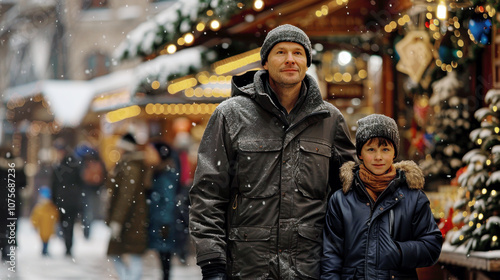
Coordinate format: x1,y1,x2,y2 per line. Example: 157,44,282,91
4,69,136,127
5,80,95,127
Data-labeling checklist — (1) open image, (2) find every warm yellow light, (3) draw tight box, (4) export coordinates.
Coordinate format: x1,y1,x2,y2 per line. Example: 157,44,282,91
479,213,484,220
196,22,205,32
210,20,221,31
437,1,447,20
315,10,322,17
477,223,481,228
168,77,198,94
253,0,264,11
459,235,464,240
469,221,474,227
151,80,160,90
206,10,213,16
342,73,352,82
167,44,177,54
106,105,141,123
321,5,328,15
477,139,483,145
494,106,498,112
333,73,343,82
495,127,500,133
184,33,194,45
486,159,492,166
358,69,367,79
384,25,392,33
492,190,497,196
177,37,185,46
494,236,498,242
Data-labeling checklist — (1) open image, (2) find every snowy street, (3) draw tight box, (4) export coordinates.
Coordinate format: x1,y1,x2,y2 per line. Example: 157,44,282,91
0,218,202,279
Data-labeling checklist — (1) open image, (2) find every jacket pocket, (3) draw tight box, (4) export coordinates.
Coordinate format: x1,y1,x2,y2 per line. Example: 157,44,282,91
237,139,282,198
296,139,331,199
295,225,322,279
228,227,271,278
378,227,401,269
341,267,357,280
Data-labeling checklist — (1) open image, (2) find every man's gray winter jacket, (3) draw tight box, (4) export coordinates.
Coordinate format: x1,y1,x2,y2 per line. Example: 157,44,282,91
189,70,356,279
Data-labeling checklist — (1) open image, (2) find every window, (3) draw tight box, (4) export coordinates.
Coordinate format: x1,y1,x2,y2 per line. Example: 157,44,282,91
86,52,110,80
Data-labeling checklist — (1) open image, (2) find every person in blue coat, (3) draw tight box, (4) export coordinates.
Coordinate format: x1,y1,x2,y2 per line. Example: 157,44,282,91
147,141,181,280
321,114,442,279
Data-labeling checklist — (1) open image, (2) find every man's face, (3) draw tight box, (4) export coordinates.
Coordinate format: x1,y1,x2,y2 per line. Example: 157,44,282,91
263,41,308,88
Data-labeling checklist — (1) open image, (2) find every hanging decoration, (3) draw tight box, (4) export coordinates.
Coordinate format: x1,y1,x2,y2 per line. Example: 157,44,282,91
468,15,493,45
395,31,437,83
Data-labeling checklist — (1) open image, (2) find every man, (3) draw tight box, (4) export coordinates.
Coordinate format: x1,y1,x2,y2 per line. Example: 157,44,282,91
50,138,82,257
189,24,356,279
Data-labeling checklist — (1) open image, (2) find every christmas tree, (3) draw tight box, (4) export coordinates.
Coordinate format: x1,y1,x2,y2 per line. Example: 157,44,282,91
448,89,500,253
419,71,473,188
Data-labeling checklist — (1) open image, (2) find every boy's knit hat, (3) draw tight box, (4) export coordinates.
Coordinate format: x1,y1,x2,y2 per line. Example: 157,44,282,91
356,114,400,158
260,24,312,67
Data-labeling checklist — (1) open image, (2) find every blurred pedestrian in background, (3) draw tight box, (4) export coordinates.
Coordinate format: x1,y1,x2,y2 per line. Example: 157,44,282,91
30,186,59,256
50,137,82,257
106,133,149,280
147,141,181,280
0,146,26,261
75,142,106,239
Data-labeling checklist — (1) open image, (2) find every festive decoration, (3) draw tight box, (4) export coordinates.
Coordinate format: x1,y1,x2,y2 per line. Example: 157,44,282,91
419,71,473,188
447,89,500,253
395,31,436,83
468,17,492,44
114,0,257,61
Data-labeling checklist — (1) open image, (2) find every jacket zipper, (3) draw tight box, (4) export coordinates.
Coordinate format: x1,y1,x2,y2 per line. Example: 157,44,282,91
390,209,394,238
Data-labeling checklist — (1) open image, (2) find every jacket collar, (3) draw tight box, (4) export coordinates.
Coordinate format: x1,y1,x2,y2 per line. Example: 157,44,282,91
340,160,425,194
231,70,329,121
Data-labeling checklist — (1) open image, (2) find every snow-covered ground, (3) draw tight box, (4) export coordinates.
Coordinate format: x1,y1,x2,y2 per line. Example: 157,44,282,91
0,218,202,279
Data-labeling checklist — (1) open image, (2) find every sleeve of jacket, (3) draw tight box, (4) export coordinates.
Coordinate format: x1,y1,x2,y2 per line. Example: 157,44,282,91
321,191,345,280
396,190,443,268
329,113,356,194
189,107,234,266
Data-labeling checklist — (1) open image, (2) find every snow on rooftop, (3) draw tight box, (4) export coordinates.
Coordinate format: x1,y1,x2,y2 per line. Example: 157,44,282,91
114,0,202,60
132,46,206,90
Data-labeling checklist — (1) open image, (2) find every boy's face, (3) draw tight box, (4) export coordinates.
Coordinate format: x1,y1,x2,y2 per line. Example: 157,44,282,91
359,138,395,175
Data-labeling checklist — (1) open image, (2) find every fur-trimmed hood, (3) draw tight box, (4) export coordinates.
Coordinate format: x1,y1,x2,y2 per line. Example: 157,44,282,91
340,160,424,193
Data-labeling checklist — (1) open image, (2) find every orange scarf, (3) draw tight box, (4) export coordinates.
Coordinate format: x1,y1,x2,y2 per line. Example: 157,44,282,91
359,164,396,202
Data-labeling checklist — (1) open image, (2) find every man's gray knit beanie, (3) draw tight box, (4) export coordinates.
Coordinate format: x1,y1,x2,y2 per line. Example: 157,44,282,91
260,24,312,67
356,114,400,158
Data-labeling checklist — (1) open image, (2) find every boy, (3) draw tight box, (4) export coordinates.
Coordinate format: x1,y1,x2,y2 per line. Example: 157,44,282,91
31,186,59,256
321,114,442,279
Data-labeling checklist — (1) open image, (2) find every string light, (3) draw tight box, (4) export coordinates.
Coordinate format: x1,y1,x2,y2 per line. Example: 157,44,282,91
437,0,447,20
253,0,264,11
210,20,221,31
